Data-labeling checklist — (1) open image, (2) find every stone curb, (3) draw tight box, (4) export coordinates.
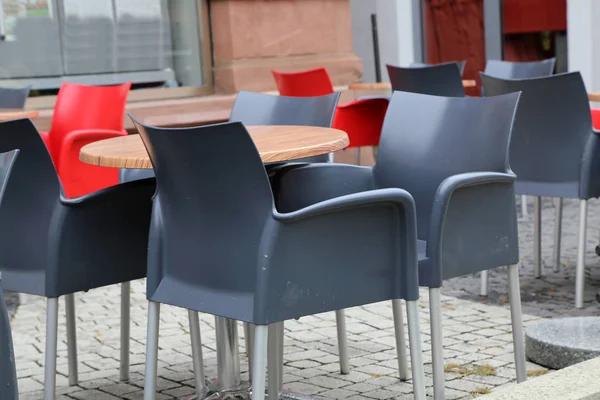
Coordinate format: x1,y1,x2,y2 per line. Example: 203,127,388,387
480,356,600,399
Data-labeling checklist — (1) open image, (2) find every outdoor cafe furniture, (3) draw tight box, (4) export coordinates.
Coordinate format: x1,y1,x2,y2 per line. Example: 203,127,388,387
272,90,526,400
78,121,427,400
0,86,31,109
479,57,556,296
0,150,20,400
118,91,345,394
484,58,555,82
387,63,467,97
410,60,467,75
272,67,389,164
137,120,426,400
43,82,131,198
482,71,600,309
0,118,155,400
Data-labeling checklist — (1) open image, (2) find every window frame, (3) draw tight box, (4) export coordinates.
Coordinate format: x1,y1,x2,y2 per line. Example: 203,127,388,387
24,0,213,110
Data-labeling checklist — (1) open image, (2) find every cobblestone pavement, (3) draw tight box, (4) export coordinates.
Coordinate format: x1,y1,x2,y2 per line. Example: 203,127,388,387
14,195,600,399
444,197,600,317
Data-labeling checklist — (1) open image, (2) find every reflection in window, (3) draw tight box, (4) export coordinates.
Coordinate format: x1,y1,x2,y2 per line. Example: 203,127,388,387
0,0,206,94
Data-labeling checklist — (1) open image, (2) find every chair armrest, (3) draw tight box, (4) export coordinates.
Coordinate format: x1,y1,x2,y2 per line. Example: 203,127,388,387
272,163,376,213
425,172,518,284
256,188,419,323
50,179,156,296
355,95,391,102
57,129,128,197
58,129,126,172
337,98,389,109
274,187,415,224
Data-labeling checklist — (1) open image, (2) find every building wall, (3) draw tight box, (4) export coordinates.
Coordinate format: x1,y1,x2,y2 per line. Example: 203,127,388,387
210,0,362,93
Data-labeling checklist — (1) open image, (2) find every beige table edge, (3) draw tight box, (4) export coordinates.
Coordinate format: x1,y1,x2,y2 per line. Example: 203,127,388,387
80,125,350,169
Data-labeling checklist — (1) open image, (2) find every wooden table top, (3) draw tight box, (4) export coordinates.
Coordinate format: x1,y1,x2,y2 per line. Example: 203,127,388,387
589,92,600,102
348,80,477,91
80,125,350,169
0,109,40,121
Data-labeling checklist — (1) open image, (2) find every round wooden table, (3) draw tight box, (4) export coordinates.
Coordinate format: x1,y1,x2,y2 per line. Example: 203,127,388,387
80,125,349,168
80,124,348,399
0,109,40,121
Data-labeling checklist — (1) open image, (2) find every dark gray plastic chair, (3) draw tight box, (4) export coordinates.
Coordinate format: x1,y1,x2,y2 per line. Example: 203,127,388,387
272,90,526,399
481,71,598,309
386,63,466,97
131,119,426,400
0,118,155,400
119,91,341,183
484,58,556,80
479,58,555,296
0,150,19,400
410,60,466,76
0,87,31,109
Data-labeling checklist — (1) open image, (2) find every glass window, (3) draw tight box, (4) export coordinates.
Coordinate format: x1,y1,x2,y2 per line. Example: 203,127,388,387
0,0,209,98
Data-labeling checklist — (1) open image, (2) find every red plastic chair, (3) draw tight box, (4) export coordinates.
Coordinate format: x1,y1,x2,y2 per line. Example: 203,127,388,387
43,82,131,198
272,68,388,162
592,108,600,130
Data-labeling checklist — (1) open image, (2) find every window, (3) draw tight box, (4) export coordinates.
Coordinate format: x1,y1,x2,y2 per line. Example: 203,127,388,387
0,0,212,106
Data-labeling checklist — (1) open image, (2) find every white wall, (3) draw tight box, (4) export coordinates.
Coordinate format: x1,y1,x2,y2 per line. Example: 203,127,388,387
350,0,419,82
567,0,600,91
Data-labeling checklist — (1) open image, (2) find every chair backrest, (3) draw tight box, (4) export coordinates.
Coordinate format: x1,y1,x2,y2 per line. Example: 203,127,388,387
0,119,61,276
130,119,274,295
386,63,465,97
480,72,592,192
230,91,340,163
373,90,520,240
49,82,131,159
484,58,555,79
271,68,335,97
0,87,31,109
230,91,340,127
410,60,466,76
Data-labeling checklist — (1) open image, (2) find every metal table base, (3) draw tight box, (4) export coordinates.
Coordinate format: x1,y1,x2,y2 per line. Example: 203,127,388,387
184,317,317,400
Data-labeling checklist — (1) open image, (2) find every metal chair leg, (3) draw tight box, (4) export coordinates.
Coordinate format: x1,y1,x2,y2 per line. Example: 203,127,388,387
391,299,409,380
244,322,255,377
144,301,160,400
553,198,563,273
188,310,206,397
44,297,59,400
576,199,588,308
507,264,527,383
521,195,529,218
267,322,283,400
429,288,445,400
120,282,130,382
406,299,426,400
335,309,350,374
252,325,269,400
480,270,489,297
65,293,78,386
534,196,542,278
